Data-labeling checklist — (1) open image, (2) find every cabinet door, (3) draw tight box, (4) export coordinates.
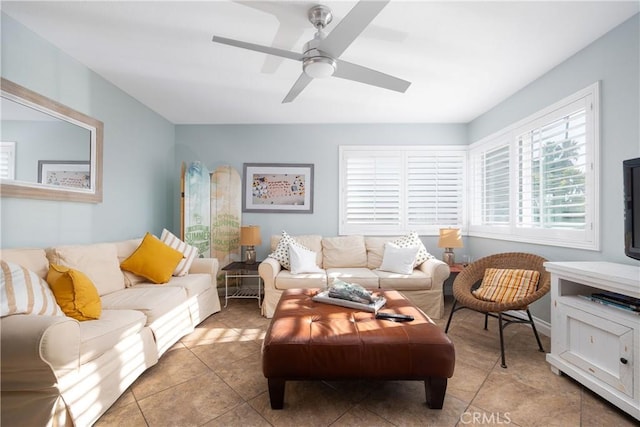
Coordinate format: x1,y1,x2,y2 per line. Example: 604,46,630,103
558,304,634,397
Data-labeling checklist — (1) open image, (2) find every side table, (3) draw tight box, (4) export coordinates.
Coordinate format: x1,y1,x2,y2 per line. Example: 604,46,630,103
222,261,262,308
445,263,465,296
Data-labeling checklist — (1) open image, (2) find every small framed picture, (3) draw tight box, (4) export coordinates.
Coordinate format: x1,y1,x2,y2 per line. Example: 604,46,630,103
38,160,91,189
243,163,314,213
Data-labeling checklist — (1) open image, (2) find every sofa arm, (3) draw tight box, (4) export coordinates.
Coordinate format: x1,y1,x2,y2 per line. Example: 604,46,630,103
258,258,282,290
190,257,219,286
418,258,451,291
1,315,80,388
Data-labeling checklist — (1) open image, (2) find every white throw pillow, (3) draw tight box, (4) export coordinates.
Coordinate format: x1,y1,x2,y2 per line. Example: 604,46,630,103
268,230,311,270
160,228,198,276
0,260,64,317
393,232,432,266
378,243,419,275
288,243,323,274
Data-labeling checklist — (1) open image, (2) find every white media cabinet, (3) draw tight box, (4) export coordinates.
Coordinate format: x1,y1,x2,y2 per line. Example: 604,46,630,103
544,261,640,421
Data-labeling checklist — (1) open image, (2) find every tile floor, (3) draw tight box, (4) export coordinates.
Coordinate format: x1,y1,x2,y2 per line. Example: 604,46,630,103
96,297,638,427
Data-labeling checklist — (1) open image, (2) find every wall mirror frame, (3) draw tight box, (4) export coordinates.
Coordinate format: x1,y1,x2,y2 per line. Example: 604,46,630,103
0,77,103,203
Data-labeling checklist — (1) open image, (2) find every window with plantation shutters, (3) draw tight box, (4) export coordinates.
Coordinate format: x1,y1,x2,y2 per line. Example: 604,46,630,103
340,146,466,235
468,82,599,250
517,104,587,230
0,142,16,180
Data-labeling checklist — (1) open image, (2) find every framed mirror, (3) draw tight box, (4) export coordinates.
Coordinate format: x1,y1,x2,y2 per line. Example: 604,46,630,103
0,78,103,203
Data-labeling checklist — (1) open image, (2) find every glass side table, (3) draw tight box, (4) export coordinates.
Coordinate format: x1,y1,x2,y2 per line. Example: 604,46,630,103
222,261,262,308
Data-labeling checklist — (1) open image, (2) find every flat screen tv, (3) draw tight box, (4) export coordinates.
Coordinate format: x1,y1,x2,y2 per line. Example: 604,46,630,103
623,157,640,261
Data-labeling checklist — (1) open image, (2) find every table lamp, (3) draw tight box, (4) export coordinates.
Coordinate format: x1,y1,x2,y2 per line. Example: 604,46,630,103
240,225,261,264
438,228,463,266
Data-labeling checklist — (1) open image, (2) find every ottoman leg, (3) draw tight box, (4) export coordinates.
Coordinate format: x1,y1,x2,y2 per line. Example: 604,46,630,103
424,377,447,409
268,378,286,409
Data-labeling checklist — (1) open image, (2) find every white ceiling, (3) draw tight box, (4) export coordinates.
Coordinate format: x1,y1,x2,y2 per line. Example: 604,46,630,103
2,1,638,124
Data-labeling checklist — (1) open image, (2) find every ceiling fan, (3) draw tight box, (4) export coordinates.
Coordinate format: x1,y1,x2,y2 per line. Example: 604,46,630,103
212,0,411,103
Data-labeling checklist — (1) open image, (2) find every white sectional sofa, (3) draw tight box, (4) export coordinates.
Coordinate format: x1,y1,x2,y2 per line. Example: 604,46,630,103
258,234,450,319
0,238,221,427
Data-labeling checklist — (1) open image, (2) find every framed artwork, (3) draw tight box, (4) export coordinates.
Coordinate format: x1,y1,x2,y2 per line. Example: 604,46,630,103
38,160,91,189
243,163,314,213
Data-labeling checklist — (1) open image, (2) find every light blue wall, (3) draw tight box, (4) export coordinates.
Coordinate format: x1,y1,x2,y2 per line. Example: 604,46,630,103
0,13,175,247
175,123,467,258
468,13,640,266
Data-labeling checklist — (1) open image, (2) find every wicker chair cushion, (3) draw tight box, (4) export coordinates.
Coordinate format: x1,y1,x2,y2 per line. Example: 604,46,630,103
472,268,540,303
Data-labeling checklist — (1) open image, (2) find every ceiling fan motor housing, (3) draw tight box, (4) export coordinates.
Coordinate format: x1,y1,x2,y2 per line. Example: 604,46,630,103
308,5,333,29
302,31,336,78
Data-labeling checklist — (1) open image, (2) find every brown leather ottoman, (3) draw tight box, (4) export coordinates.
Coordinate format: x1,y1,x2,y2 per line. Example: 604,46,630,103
262,288,455,410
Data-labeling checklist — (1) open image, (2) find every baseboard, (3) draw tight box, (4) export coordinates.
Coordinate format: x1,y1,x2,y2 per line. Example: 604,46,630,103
504,310,551,337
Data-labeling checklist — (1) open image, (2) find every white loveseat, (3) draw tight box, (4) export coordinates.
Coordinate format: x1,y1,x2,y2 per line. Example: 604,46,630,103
0,238,221,427
259,234,450,319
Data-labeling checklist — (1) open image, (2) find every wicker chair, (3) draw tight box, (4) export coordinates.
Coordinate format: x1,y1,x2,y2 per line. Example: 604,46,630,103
444,252,551,368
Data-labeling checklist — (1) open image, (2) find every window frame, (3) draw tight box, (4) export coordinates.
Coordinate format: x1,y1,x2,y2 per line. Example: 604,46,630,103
468,82,600,250
0,141,16,180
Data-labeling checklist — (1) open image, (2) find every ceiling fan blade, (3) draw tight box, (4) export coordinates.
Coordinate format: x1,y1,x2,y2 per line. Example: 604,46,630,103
282,73,313,103
261,26,306,74
212,35,302,61
319,0,389,58
333,60,411,93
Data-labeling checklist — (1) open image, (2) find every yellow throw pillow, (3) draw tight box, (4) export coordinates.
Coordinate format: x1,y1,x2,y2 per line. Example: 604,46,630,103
46,264,101,321
120,232,184,284
472,268,540,303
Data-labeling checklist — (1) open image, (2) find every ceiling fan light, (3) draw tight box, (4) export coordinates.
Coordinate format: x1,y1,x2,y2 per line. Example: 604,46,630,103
303,56,336,78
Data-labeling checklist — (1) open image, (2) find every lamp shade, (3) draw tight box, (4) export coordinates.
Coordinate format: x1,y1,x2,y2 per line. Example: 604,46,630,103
438,228,463,248
240,226,261,246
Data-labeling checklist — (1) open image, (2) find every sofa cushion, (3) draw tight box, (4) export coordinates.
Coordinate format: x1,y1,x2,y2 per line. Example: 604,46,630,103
132,273,211,298
47,264,102,321
274,269,327,290
100,286,187,325
0,248,49,279
1,260,64,317
46,243,125,296
326,268,380,289
78,309,146,364
322,235,367,269
376,269,433,290
120,233,184,284
378,243,419,274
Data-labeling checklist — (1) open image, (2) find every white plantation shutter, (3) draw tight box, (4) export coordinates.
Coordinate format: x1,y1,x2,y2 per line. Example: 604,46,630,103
517,105,587,230
482,144,510,225
469,82,598,250
340,146,466,235
407,151,465,227
0,142,16,180
343,152,403,230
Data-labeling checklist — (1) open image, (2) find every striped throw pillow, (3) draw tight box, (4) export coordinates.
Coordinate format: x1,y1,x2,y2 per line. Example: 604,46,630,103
161,228,198,276
1,260,64,317
473,268,540,303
